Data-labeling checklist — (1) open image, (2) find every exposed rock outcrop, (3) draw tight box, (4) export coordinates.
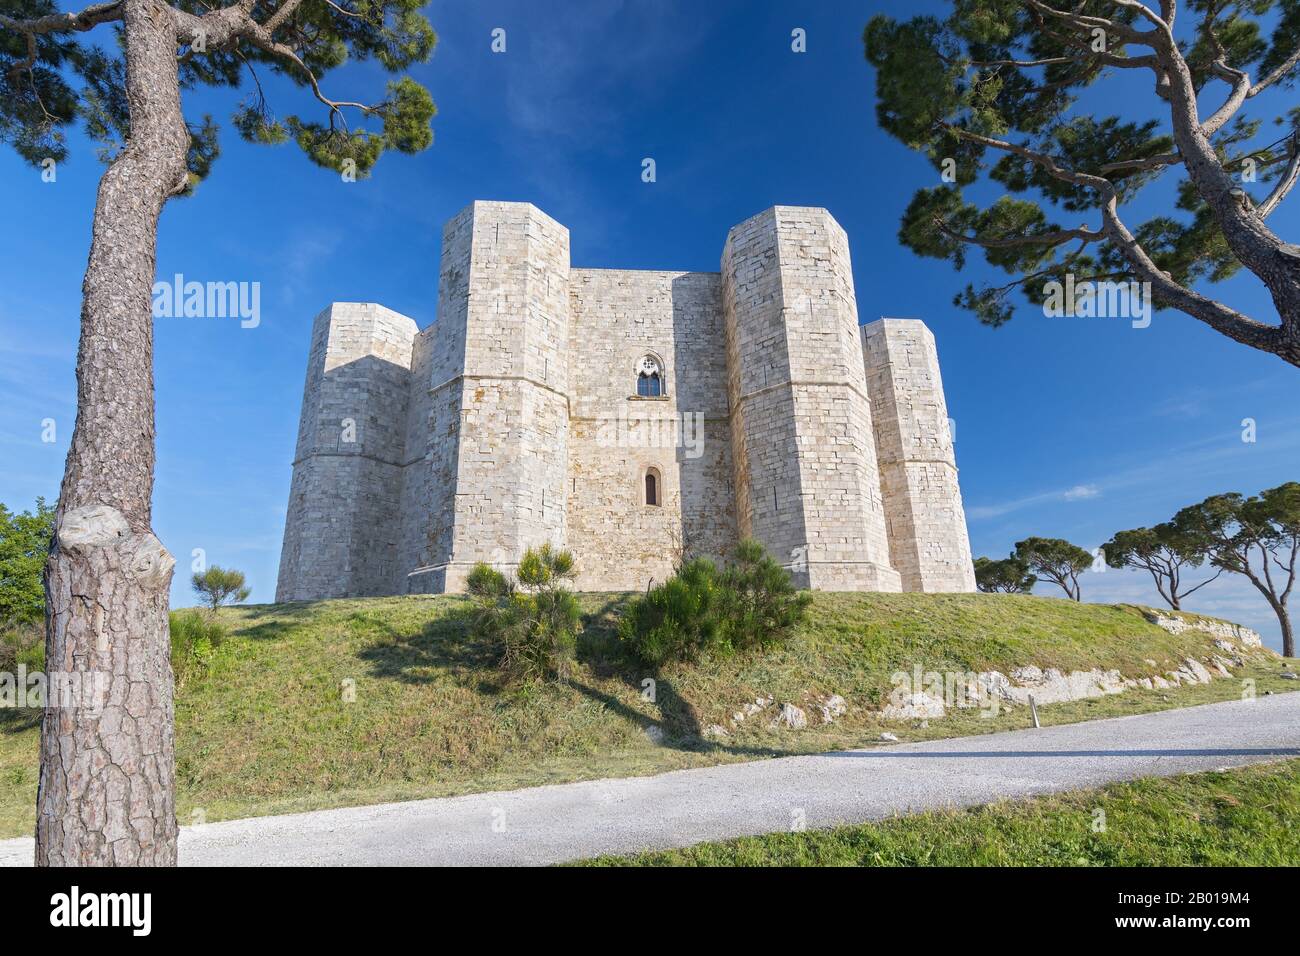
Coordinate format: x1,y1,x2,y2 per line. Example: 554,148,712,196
882,651,1241,724
769,703,808,729
882,691,948,721
818,694,847,723
1146,611,1263,649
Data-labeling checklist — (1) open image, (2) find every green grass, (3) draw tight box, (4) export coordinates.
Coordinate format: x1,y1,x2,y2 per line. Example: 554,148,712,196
578,758,1300,866
0,592,1292,838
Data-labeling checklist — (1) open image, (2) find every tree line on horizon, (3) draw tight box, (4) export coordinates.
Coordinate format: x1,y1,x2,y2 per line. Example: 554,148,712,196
975,482,1299,657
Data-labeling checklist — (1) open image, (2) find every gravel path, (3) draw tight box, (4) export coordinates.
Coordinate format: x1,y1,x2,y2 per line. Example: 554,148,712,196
3,694,1297,866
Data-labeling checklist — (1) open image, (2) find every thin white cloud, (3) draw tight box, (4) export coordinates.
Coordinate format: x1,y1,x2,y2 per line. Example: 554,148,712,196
276,228,346,306
967,424,1300,523
968,482,1100,519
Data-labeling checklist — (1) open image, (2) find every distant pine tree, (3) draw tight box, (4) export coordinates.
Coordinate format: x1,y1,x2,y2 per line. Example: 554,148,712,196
192,565,251,615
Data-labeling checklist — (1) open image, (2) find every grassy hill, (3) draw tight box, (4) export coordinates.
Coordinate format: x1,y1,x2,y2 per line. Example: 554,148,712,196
0,592,1291,838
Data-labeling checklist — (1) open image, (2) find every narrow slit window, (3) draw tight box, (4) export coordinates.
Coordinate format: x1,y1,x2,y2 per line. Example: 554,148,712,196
645,470,660,506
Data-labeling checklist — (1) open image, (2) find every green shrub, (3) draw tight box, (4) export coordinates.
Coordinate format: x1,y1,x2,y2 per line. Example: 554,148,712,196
0,497,55,634
715,538,812,652
619,539,811,666
616,558,722,666
468,544,582,685
0,623,44,674
169,609,226,688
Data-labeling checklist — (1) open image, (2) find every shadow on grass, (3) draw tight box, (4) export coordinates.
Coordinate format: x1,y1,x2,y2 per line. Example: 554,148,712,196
568,595,794,760
355,607,501,691
341,592,788,760
228,600,333,642
354,596,631,692
0,709,40,735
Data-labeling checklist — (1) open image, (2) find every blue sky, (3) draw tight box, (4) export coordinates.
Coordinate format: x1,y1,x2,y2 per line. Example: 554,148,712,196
0,0,1295,650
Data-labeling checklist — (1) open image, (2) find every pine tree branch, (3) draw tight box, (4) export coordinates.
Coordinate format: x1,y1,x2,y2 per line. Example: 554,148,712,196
1023,0,1152,47
1249,43,1300,97
0,1,124,37
933,219,1104,249
1203,60,1251,135
1097,192,1282,351
167,2,385,130
263,0,307,34
937,123,1282,352
0,1,124,77
938,122,1112,189
1258,133,1300,219
1140,14,1300,358
1098,152,1180,173
1108,0,1170,35
240,22,379,126
1176,564,1223,601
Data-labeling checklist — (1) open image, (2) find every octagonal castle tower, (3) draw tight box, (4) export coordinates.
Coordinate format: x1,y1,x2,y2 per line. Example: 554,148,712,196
276,200,976,601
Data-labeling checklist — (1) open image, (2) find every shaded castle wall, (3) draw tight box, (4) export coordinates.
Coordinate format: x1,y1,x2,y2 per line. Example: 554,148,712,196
393,322,439,592
566,269,735,591
722,207,900,591
863,319,976,592
276,303,417,601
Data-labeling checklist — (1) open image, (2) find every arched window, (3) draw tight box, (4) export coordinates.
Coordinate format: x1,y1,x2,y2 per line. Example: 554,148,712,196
644,468,661,506
636,355,664,397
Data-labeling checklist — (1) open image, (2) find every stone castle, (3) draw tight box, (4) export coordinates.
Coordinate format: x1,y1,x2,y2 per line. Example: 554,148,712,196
275,201,976,600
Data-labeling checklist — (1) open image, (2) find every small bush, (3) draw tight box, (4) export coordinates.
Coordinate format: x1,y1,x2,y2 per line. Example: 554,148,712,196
467,544,582,685
619,539,811,666
170,609,226,689
616,558,722,666
0,623,44,674
715,539,812,652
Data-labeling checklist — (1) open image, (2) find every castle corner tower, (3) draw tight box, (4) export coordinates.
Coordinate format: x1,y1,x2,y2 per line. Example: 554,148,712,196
402,201,572,593
862,319,976,592
275,302,419,602
721,207,901,591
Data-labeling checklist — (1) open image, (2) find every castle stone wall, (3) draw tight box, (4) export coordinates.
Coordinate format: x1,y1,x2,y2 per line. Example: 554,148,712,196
403,205,474,593
566,269,735,591
393,323,439,592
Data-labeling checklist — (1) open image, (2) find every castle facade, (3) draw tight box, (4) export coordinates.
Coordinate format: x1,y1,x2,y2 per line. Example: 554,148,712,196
275,201,976,600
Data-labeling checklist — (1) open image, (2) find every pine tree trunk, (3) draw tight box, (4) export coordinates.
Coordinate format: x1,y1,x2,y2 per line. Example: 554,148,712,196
35,0,189,867
1277,605,1295,660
